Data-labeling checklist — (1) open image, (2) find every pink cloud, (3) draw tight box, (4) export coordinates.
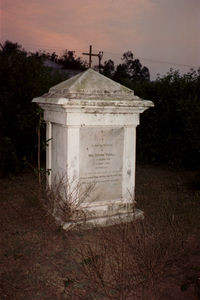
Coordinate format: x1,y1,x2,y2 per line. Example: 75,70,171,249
1,0,200,78
1,0,154,52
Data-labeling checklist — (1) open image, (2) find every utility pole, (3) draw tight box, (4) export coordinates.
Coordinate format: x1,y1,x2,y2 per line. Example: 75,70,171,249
0,43,5,51
82,45,103,72
98,51,104,72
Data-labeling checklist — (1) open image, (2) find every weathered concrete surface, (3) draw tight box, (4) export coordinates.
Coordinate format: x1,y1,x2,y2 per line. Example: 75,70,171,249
32,68,154,228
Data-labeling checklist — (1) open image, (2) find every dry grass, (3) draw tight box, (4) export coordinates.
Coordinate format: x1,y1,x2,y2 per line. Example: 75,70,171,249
40,176,95,227
63,195,200,299
0,165,200,299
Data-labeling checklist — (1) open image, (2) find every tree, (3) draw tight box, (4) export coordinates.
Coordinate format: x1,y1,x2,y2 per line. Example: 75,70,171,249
113,51,150,83
102,59,115,78
135,69,200,168
0,41,68,176
58,50,87,70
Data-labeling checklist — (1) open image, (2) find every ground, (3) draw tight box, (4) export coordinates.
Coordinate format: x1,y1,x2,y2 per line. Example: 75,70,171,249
0,164,200,299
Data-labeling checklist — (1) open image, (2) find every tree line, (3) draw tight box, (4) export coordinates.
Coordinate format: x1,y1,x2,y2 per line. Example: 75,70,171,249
0,40,199,176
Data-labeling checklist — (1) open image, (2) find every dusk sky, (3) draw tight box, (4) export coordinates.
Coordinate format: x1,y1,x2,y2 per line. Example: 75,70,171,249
1,0,200,79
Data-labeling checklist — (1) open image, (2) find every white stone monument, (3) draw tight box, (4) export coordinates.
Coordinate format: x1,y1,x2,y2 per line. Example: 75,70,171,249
33,68,153,228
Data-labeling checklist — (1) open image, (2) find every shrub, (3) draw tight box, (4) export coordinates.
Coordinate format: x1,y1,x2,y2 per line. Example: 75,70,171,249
0,41,68,176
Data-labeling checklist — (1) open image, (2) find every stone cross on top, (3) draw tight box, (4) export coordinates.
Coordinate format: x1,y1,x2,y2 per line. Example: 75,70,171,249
33,68,153,228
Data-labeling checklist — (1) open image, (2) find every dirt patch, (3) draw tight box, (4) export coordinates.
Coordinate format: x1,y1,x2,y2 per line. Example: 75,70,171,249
0,165,200,299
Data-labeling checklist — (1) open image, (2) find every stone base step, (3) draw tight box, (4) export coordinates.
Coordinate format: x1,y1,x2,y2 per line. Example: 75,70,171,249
62,208,144,231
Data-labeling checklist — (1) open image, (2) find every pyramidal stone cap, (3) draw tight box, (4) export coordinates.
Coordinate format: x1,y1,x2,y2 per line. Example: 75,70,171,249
33,68,154,109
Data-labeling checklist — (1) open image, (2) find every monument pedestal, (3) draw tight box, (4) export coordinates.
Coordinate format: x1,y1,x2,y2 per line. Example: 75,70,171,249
33,69,153,229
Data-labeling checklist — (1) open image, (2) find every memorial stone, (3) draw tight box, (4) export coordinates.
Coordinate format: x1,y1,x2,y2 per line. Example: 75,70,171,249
32,68,153,228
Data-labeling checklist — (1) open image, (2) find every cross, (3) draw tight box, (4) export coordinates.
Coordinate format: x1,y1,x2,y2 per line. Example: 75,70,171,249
82,45,103,71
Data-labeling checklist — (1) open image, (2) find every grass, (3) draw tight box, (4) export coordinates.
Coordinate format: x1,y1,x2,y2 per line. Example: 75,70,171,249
0,164,199,299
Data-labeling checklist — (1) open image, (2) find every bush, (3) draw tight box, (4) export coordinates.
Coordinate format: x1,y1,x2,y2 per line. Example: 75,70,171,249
0,41,68,176
62,174,200,299
132,69,200,168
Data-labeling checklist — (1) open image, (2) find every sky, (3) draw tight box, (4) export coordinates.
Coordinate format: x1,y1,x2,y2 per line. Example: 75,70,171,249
1,0,200,79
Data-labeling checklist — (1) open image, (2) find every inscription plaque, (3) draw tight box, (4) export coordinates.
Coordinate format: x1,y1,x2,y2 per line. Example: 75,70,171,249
80,127,124,202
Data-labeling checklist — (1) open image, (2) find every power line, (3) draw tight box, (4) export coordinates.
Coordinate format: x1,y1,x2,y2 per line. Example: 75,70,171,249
135,56,198,69
26,45,85,52
103,51,199,69
10,41,199,69
15,41,83,51
18,42,87,53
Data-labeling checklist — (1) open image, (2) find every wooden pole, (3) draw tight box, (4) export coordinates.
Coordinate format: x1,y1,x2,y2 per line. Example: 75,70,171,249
82,45,103,71
89,45,92,68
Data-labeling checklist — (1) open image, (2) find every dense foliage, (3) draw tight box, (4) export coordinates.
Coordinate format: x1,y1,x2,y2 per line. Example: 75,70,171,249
0,41,68,176
40,49,87,70
133,69,200,168
102,54,200,168
102,51,150,82
0,41,199,176
103,51,200,168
